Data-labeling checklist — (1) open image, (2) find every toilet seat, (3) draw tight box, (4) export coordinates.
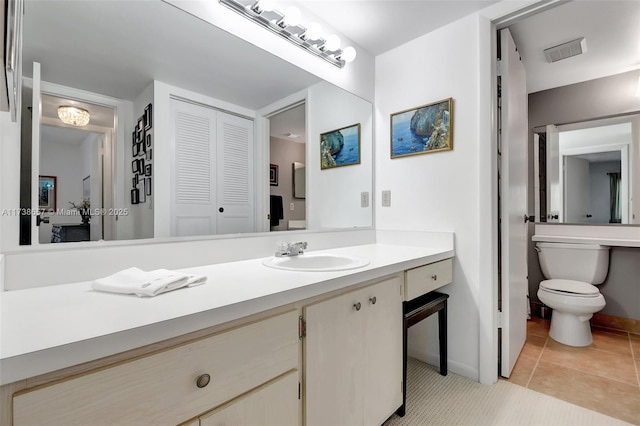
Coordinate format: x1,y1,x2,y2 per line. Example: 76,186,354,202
540,279,600,298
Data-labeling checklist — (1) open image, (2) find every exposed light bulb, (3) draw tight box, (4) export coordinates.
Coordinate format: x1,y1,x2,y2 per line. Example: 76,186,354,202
324,34,341,52
341,46,357,63
304,22,322,40
282,7,301,27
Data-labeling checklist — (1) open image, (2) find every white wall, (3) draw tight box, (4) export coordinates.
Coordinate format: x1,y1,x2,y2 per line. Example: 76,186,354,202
306,81,373,230
38,137,86,243
375,14,483,380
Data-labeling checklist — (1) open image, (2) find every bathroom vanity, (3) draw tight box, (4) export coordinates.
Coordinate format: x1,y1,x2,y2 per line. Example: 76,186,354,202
0,243,454,425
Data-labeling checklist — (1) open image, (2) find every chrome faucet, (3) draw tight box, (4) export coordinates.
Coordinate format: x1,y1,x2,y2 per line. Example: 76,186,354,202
275,241,308,257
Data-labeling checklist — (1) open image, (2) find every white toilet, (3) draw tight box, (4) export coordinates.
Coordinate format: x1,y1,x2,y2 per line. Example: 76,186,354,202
535,242,610,347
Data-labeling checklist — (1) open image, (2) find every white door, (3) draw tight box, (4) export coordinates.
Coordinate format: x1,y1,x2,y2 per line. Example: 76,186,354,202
170,99,217,237
499,28,528,378
216,111,254,234
31,62,42,245
546,124,561,222
564,156,590,223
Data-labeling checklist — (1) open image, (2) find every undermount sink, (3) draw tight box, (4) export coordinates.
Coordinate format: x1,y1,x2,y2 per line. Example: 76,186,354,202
262,252,370,272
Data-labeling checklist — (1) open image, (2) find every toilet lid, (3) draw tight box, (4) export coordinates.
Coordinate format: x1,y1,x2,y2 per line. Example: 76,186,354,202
540,279,600,296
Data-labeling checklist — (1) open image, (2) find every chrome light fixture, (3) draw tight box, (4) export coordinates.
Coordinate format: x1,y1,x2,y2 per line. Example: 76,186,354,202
57,106,90,126
218,0,356,68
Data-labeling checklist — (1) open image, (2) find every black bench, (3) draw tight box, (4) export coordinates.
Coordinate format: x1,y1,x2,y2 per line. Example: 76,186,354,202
396,291,449,417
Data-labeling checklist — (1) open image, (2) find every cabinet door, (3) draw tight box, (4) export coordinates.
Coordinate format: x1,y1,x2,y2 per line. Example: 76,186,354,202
200,370,299,426
304,287,365,426
362,277,403,425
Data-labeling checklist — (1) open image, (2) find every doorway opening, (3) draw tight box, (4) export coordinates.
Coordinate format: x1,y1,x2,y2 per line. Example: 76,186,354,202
268,103,306,232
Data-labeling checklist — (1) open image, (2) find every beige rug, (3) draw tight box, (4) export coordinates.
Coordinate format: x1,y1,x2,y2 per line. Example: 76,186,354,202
384,358,632,426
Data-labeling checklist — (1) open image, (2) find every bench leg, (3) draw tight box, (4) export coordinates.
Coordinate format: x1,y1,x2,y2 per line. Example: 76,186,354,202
438,301,448,376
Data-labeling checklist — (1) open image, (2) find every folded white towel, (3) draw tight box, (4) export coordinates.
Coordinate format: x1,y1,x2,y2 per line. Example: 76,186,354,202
92,267,207,297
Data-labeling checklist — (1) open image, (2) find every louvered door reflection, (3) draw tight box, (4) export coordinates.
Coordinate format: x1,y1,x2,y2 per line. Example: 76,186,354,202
216,112,254,234
170,100,254,237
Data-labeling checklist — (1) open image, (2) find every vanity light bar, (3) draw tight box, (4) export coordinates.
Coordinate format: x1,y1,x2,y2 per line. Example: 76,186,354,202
218,0,346,68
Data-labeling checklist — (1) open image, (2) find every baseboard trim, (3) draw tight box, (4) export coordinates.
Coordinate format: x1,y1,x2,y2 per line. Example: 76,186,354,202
592,312,640,335
407,348,479,382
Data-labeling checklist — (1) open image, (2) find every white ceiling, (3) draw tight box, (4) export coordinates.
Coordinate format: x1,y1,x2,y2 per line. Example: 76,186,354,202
507,0,640,93
298,0,499,56
23,0,321,110
270,103,306,143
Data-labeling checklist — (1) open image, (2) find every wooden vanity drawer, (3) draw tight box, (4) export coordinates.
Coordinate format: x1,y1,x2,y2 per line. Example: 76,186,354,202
404,258,453,301
13,310,300,426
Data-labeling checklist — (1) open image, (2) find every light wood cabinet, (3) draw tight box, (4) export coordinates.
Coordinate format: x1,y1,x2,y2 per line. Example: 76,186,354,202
198,370,299,426
404,258,453,300
304,276,403,426
12,310,300,426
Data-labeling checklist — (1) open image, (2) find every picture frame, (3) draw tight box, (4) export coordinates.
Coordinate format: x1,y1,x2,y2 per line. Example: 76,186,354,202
145,177,152,196
390,97,453,159
38,175,57,211
139,179,146,203
144,103,153,130
320,123,361,169
145,148,152,161
144,164,152,176
132,159,140,174
146,133,152,148
132,142,140,157
270,164,278,186
131,188,139,205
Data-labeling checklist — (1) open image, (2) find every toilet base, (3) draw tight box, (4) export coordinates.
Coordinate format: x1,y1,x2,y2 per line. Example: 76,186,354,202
549,310,593,347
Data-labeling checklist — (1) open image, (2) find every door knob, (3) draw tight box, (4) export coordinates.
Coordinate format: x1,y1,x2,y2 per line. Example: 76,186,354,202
369,296,377,305
196,373,211,388
353,302,361,311
524,214,535,223
218,207,224,213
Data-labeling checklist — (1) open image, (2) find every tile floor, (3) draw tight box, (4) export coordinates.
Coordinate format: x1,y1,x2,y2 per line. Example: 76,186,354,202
507,317,640,425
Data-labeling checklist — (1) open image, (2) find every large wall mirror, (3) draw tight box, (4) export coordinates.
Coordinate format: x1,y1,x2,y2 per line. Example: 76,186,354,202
17,0,373,246
534,115,638,225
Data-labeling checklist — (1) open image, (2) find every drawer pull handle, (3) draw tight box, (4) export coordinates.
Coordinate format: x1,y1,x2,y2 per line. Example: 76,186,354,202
431,274,438,280
196,373,211,388
369,296,377,305
353,302,362,311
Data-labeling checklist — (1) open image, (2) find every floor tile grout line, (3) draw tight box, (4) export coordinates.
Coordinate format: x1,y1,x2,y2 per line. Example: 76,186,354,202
630,331,640,388
539,356,640,388
526,335,548,389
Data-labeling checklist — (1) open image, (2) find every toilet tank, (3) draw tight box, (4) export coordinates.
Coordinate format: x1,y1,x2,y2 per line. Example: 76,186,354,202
536,242,610,284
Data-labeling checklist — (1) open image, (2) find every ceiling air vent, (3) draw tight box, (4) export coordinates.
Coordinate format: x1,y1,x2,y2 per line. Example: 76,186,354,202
543,37,587,63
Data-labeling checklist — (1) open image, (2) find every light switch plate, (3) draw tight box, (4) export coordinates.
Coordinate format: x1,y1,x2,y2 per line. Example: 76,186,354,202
382,190,391,207
290,202,295,211
361,191,369,208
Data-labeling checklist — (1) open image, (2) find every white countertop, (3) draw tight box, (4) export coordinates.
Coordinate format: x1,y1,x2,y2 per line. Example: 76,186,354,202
0,243,454,385
532,234,640,247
